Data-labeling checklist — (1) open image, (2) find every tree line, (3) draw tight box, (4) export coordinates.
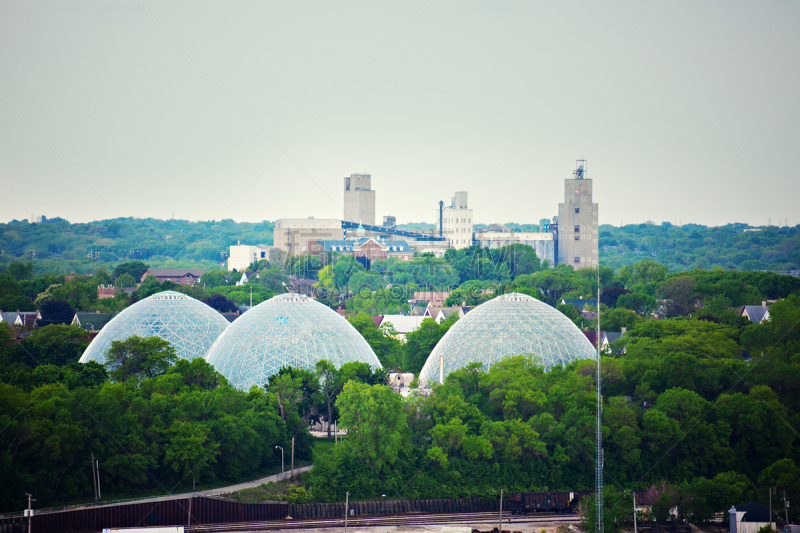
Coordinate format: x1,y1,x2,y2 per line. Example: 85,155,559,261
0,322,384,512
309,294,800,526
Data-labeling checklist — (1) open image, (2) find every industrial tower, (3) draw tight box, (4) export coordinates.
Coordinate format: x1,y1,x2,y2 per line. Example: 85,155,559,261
343,173,376,226
556,160,599,268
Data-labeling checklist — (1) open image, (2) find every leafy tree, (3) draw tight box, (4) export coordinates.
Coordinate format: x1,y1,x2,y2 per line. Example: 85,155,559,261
348,312,402,368
402,316,455,374
134,275,164,299
38,300,76,326
658,276,698,317
617,292,657,316
200,269,226,288
600,308,642,332
203,294,237,313
164,421,220,490
115,272,136,287
315,360,344,441
4,262,34,281
759,459,800,494
104,336,177,382
601,286,632,307
112,261,149,283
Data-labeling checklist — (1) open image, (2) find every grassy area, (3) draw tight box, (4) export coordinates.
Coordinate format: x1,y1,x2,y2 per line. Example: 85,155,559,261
226,436,339,504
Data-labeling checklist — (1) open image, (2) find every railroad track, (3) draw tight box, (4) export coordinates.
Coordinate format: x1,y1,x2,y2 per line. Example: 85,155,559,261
189,510,580,532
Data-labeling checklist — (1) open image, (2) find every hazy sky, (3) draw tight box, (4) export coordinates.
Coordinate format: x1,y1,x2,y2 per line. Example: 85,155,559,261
1,1,798,227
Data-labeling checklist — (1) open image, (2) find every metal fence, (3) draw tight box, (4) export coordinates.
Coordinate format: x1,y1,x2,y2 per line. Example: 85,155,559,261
0,497,288,533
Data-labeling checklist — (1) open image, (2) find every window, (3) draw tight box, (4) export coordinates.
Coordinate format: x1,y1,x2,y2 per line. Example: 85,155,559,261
574,257,580,264
575,208,580,214
574,225,580,232
574,236,580,240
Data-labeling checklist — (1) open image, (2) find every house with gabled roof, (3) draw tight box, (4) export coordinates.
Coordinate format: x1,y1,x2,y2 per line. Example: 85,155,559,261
741,302,771,324
71,312,117,332
0,310,40,328
423,305,470,324
140,268,207,286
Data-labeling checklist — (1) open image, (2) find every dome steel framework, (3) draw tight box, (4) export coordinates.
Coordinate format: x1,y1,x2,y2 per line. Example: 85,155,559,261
204,293,381,390
418,292,596,386
79,291,230,365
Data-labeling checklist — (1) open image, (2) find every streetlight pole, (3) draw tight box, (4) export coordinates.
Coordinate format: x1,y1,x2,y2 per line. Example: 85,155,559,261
291,437,294,479
345,491,350,533
275,446,284,475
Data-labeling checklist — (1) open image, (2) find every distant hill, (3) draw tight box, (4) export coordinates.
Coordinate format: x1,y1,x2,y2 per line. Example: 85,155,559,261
0,217,274,275
0,218,797,275
599,222,799,272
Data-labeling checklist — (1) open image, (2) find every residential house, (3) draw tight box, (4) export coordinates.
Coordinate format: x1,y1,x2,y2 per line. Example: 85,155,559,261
140,268,207,286
741,302,772,324
423,306,470,324
411,292,450,305
561,298,595,310
0,311,40,328
378,315,426,341
71,312,116,333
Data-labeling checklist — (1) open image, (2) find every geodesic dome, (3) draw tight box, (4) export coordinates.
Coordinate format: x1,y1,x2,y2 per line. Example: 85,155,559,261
418,292,596,386
79,291,230,365
204,293,381,390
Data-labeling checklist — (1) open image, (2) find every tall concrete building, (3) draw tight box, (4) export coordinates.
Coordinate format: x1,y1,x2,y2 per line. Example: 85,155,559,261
343,173,376,225
556,161,598,268
437,191,474,250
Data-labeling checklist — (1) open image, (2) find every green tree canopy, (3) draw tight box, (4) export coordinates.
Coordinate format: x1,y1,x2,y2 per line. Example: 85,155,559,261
104,335,177,382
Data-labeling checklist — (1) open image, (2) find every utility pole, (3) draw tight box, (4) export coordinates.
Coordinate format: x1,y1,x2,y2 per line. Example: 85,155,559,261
633,492,637,533
91,453,98,501
96,457,101,500
291,437,295,479
25,493,34,533
345,491,350,533
498,489,504,533
784,490,789,528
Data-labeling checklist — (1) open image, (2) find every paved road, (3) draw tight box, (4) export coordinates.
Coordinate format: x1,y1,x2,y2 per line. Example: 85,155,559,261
196,465,313,498
45,465,314,513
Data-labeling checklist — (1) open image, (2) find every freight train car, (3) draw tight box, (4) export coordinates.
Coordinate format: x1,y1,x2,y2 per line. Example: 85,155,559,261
509,491,593,514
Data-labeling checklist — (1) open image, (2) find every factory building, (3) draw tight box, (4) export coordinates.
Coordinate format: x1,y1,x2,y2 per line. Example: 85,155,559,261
474,230,555,264
437,191,474,250
274,218,344,256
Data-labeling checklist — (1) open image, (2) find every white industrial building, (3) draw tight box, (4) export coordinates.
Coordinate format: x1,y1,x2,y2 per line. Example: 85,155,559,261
475,231,555,264
228,244,280,272
437,191,474,250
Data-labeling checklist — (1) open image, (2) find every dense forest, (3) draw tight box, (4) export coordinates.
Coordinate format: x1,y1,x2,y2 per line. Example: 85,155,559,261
1,217,798,276
310,294,800,527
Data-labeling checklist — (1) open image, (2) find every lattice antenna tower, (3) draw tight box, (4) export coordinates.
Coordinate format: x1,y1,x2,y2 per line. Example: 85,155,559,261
574,159,587,179
595,264,604,533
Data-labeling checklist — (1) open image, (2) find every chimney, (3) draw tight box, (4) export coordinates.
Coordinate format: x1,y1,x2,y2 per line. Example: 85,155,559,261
621,327,627,334
762,301,767,308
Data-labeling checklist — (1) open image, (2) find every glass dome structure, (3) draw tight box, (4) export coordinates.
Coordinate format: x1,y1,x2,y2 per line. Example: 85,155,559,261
204,293,382,390
79,291,230,365
418,292,596,386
